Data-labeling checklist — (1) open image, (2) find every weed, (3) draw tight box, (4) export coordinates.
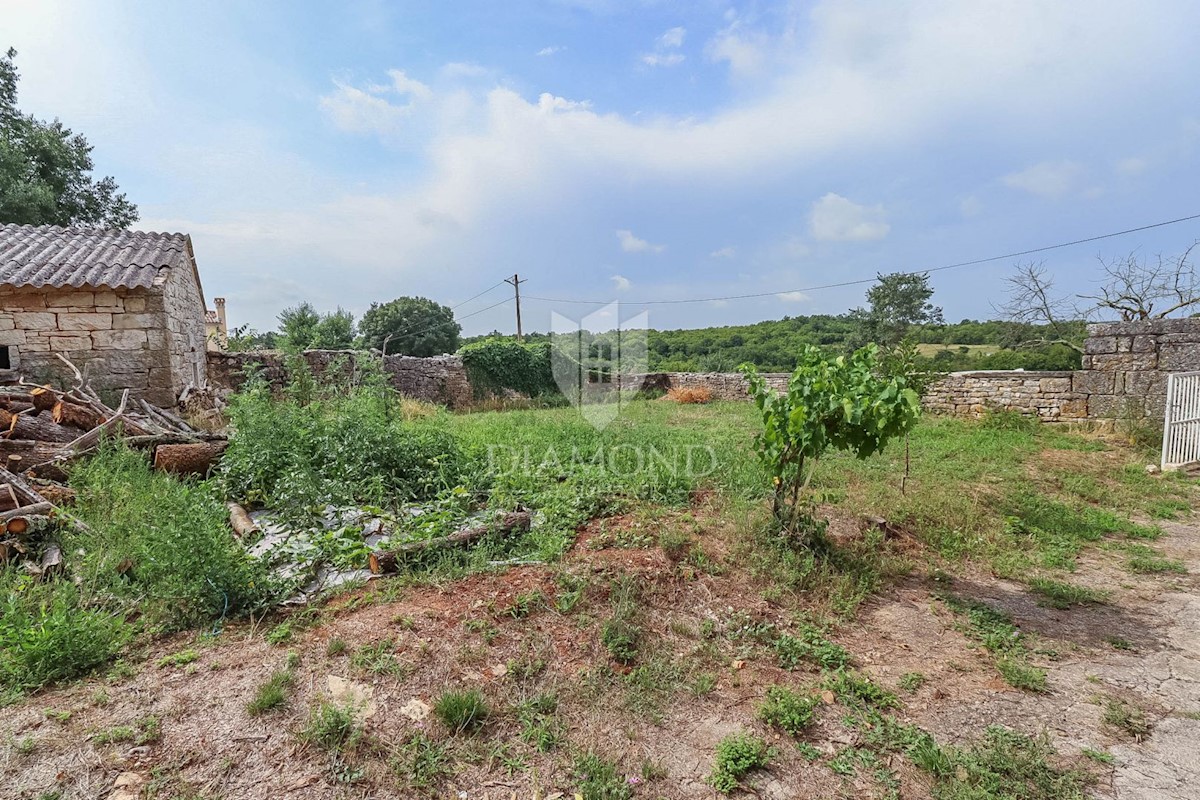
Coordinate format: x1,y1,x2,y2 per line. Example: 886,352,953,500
572,753,633,800
350,639,404,677
1102,698,1151,741
157,649,199,668
326,637,348,656
1027,578,1109,609
922,726,1091,799
899,672,926,692
93,715,160,746
300,700,361,753
690,671,717,696
1082,748,1113,763
758,685,820,736
996,658,1048,693
709,732,773,794
517,692,562,751
247,656,298,716
433,688,488,734
659,528,694,562
392,732,451,790
939,593,1046,691
43,709,71,723
601,618,640,664
796,742,822,761
774,624,851,671
1127,553,1187,574
265,621,293,645
822,670,898,710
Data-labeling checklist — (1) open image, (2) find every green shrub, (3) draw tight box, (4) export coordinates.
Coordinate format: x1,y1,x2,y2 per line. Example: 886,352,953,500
822,670,898,709
301,700,361,752
219,373,463,519
433,688,489,733
572,753,633,800
709,732,773,793
601,618,640,664
758,685,819,736
0,577,128,692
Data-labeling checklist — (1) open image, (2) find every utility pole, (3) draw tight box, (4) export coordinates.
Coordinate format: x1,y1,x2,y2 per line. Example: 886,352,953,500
505,273,526,341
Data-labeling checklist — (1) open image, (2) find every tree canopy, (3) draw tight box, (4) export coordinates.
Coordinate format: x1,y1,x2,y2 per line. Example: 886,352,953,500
359,296,461,356
277,303,356,351
0,48,138,228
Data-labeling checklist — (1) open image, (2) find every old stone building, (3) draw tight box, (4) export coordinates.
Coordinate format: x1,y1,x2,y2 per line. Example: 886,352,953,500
0,223,209,406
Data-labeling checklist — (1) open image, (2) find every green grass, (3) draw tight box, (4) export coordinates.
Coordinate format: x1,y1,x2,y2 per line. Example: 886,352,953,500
246,653,299,716
1027,578,1109,609
1126,552,1187,574
350,639,404,677
709,732,773,794
433,688,489,734
300,700,362,753
774,624,851,670
572,753,633,800
923,727,1091,800
939,594,1047,692
516,692,563,751
391,732,452,790
899,671,926,692
822,669,898,710
1102,698,1151,741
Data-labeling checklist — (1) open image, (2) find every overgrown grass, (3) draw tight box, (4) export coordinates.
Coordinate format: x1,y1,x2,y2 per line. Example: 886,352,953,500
709,733,773,794
433,688,489,734
247,652,300,716
939,594,1046,692
1027,578,1109,609
758,685,820,736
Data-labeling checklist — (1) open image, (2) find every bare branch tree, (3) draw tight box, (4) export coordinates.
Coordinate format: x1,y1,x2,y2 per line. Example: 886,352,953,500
997,261,1085,352
1079,242,1200,321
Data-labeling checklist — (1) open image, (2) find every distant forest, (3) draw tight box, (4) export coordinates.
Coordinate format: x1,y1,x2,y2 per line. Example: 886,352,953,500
466,316,1086,373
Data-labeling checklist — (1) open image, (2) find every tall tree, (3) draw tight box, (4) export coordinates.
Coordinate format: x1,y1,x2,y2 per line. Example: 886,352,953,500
359,296,460,356
277,302,322,351
848,272,943,349
0,48,138,228
311,308,356,350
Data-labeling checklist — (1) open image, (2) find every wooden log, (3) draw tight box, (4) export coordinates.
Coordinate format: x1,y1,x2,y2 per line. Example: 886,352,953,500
153,441,229,476
0,409,79,443
51,398,106,431
227,502,260,538
0,465,48,506
0,440,66,470
29,386,58,414
0,484,18,512
1,502,54,534
368,511,532,574
35,483,76,506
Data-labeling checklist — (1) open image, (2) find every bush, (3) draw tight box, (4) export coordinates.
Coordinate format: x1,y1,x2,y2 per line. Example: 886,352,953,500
459,338,559,398
219,372,463,517
572,753,633,800
301,700,362,753
758,685,819,736
709,733,773,793
433,688,489,733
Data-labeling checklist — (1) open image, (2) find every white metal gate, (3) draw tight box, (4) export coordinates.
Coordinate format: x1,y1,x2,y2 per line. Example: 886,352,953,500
1161,371,1200,470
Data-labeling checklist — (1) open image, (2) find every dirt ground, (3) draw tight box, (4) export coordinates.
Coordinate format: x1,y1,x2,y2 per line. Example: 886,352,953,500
2,503,1198,799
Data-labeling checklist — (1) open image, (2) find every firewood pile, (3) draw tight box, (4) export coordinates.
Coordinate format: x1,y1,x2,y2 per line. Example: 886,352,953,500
0,355,229,573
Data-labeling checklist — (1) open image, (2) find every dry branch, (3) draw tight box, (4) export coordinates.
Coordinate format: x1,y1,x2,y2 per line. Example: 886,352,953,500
228,502,260,538
368,511,532,574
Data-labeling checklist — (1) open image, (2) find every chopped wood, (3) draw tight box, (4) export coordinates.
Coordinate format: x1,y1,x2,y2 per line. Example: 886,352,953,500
52,398,106,430
0,465,49,506
228,502,260,538
53,389,130,461
0,483,18,513
39,542,63,577
153,441,229,476
29,386,58,414
368,511,532,574
1,502,54,534
35,483,76,506
0,409,79,443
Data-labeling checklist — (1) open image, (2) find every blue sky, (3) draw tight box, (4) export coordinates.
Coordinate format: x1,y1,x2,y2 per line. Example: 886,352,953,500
6,0,1200,335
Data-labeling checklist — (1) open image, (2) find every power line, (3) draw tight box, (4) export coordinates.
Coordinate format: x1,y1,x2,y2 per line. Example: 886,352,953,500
449,280,507,311
523,212,1200,306
385,296,513,346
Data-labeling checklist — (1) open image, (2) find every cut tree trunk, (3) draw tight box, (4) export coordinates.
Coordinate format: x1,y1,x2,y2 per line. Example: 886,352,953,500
153,441,229,476
29,387,57,414
1,502,54,534
0,409,79,443
227,502,260,538
0,465,48,506
0,441,67,471
368,511,532,574
52,398,106,431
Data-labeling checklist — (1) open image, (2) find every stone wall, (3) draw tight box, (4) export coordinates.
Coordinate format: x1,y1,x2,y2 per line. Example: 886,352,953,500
922,371,1087,421
206,350,474,410
1077,319,1200,419
0,284,180,405
159,264,209,397
629,371,789,400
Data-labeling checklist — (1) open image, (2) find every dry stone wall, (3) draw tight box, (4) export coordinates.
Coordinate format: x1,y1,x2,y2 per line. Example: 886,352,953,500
922,371,1086,421
206,350,474,410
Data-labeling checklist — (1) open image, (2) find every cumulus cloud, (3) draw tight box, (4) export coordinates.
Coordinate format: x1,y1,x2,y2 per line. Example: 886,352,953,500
641,53,685,67
1116,156,1149,176
536,45,565,57
616,229,665,253
809,193,890,242
610,274,631,291
1001,160,1085,197
710,246,736,258
658,27,686,48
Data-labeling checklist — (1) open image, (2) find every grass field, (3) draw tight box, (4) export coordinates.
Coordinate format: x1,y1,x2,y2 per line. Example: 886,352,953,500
2,390,1196,798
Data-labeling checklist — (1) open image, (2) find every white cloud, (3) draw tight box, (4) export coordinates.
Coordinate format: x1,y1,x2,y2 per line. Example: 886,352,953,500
777,291,810,302
1001,160,1084,197
319,69,432,135
536,45,565,57
643,26,687,67
610,274,631,291
537,93,592,112
710,246,736,258
809,193,890,242
616,229,665,253
1116,156,1149,176
657,27,686,49
959,195,983,217
641,53,685,67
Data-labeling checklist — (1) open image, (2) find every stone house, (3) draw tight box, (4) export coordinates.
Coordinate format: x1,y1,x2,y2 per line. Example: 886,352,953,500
205,297,228,351
0,223,210,406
